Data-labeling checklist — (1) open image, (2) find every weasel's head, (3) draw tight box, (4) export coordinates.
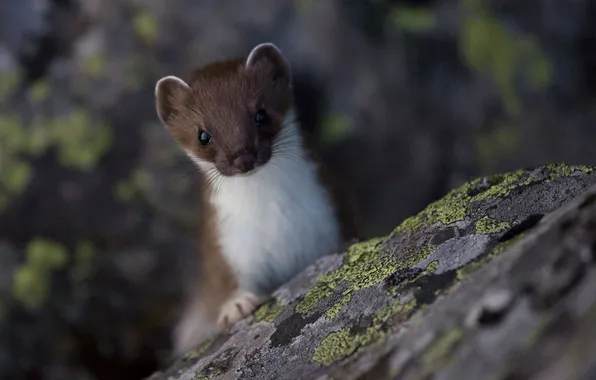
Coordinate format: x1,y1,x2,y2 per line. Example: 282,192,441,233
154,43,294,177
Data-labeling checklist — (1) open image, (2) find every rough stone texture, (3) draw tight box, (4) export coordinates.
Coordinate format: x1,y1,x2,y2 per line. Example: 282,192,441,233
146,164,596,380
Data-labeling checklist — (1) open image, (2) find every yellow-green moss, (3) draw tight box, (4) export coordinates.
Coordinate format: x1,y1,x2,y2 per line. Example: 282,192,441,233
475,216,511,235
132,11,158,44
47,109,113,170
312,298,417,365
319,113,350,145
546,162,595,180
12,239,68,308
2,160,33,195
186,337,216,360
71,240,95,282
425,260,439,273
326,294,352,319
27,239,69,269
253,300,284,323
81,50,105,78
193,368,222,380
0,69,21,98
459,0,552,116
476,124,520,172
390,6,437,32
0,114,34,208
0,105,113,209
296,238,431,316
28,79,50,103
114,170,154,202
393,166,563,234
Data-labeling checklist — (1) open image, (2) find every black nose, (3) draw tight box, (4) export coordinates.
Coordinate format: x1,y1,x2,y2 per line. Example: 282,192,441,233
233,153,256,172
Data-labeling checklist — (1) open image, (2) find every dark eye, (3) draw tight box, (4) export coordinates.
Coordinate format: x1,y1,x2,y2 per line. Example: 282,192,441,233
254,109,268,125
198,130,212,145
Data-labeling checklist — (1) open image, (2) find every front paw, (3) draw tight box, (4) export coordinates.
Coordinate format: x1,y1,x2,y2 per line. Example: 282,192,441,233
217,291,263,330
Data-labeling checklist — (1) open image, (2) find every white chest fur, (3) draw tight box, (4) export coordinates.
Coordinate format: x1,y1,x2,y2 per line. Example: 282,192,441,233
204,127,341,295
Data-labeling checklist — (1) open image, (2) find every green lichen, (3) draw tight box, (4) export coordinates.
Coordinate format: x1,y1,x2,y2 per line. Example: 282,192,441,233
132,11,158,44
394,184,471,233
296,238,430,315
319,113,350,145
520,163,595,187
476,124,520,173
193,368,221,380
0,114,33,209
114,170,154,202
12,239,68,308
0,106,113,208
47,109,113,170
28,79,50,103
186,337,216,360
326,294,352,319
81,50,105,78
393,167,553,234
425,260,439,273
475,216,511,235
393,164,595,235
546,162,595,181
390,6,437,32
253,300,283,323
459,0,552,116
313,298,417,365
0,68,21,98
71,240,95,283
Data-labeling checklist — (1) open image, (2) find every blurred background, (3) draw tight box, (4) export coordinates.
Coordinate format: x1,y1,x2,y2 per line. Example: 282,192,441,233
0,0,595,379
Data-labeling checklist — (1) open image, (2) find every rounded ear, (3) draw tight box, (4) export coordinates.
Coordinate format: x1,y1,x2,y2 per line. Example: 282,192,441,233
245,43,292,88
155,76,192,125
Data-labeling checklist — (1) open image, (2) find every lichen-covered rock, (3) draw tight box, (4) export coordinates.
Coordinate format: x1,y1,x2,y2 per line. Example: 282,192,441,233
147,163,596,380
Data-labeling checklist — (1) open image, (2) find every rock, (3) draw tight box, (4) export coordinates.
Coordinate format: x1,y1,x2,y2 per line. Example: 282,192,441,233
146,163,596,380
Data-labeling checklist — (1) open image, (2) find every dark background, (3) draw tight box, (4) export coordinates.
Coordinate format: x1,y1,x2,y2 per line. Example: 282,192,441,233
0,0,595,379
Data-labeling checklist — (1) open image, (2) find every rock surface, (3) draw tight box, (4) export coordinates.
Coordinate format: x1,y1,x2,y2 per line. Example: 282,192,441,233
147,164,596,380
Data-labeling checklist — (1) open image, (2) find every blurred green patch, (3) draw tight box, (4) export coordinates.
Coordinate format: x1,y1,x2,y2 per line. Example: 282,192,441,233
0,114,35,210
71,240,96,283
12,239,68,308
114,169,154,203
28,79,50,103
132,10,158,45
0,69,21,99
0,95,113,209
81,50,105,78
459,0,552,116
123,55,146,92
476,123,520,172
319,113,350,146
48,109,113,170
390,6,437,32
294,0,316,12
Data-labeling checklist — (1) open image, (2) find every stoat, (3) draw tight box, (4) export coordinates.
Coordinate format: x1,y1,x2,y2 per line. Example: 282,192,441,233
154,42,357,357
